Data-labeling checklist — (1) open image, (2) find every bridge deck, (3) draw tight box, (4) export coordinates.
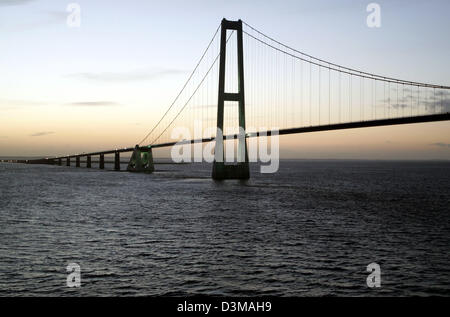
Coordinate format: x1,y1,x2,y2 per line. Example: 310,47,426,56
23,112,450,163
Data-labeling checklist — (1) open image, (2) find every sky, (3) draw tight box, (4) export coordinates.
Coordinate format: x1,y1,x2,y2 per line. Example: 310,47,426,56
1,0,450,159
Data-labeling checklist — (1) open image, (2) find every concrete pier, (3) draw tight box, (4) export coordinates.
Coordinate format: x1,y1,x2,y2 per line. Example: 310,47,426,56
114,152,120,171
76,157,80,167
99,154,104,169
212,162,250,180
127,145,154,173
66,157,70,166
86,155,91,168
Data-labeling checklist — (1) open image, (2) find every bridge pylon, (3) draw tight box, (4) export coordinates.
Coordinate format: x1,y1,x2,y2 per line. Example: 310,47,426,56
99,154,104,169
127,145,154,173
212,19,249,180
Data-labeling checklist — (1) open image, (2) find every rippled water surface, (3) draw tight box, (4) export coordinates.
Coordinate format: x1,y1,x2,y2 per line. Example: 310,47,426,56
0,160,449,296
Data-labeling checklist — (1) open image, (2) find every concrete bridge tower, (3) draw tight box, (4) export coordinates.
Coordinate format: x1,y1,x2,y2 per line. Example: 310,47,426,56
212,19,249,180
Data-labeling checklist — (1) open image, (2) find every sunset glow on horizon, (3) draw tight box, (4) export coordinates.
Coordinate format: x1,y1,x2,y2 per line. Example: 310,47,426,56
1,0,450,159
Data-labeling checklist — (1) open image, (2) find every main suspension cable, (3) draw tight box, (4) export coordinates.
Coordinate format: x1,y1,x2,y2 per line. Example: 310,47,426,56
138,23,221,146
242,21,450,89
150,31,235,145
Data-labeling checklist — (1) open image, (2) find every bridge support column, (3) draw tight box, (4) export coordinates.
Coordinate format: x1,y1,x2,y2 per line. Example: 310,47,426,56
127,145,154,173
86,155,91,168
76,156,80,167
114,152,120,171
58,158,62,166
99,154,104,169
66,157,70,166
212,19,249,180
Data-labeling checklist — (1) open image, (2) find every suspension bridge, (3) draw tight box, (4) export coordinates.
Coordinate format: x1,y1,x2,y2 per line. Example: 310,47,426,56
21,19,450,179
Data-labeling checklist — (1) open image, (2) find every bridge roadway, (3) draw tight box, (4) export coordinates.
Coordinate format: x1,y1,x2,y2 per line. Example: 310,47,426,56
20,112,450,168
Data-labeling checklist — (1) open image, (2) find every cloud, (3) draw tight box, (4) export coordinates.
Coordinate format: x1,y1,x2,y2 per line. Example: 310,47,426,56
430,142,450,148
66,101,121,107
1,99,121,110
380,90,450,113
424,98,450,113
0,9,67,32
192,104,234,109
0,99,44,106
391,103,409,109
434,90,449,97
65,68,186,82
30,131,54,137
0,99,46,110
0,0,35,6
419,90,450,112
45,10,67,20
